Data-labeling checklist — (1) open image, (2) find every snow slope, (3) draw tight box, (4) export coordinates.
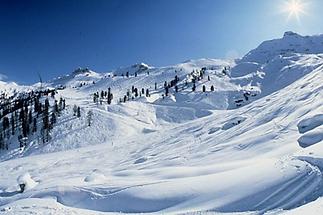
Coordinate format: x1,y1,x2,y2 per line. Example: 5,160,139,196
0,32,323,214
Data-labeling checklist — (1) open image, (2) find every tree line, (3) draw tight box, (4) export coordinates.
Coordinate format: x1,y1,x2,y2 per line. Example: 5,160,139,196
0,89,66,150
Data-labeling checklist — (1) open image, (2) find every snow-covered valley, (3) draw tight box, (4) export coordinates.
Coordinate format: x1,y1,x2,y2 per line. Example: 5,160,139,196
0,32,322,214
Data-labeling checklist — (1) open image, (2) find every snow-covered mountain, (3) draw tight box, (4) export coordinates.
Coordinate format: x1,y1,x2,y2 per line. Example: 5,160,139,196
242,31,323,64
0,32,323,214
0,81,23,95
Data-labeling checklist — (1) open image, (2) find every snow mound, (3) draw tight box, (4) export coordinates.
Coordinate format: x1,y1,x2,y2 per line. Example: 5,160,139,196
134,157,148,164
222,116,247,130
298,114,323,134
17,173,38,191
298,126,323,148
84,170,106,183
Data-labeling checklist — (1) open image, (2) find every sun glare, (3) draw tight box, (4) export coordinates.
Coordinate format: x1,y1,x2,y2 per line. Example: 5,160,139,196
281,0,308,23
289,1,302,13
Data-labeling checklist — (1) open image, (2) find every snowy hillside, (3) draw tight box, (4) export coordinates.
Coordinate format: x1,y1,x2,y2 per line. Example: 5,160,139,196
0,32,323,214
242,31,323,64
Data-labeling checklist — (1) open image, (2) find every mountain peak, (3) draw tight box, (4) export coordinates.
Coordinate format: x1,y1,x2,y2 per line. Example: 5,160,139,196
72,67,92,75
131,63,151,70
241,32,323,64
283,31,302,38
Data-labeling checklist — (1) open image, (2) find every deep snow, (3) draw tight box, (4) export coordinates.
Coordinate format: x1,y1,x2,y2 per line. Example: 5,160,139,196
0,32,323,214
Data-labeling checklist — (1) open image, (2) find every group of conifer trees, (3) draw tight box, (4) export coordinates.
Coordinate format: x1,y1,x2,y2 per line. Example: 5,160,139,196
0,89,66,150
91,66,231,106
93,88,113,105
119,86,150,103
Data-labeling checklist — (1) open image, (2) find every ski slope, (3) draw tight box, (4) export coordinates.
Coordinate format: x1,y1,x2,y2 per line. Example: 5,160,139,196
0,32,323,214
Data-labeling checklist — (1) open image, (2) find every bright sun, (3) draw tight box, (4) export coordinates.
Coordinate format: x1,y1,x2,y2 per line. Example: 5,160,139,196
281,0,308,22
288,1,302,13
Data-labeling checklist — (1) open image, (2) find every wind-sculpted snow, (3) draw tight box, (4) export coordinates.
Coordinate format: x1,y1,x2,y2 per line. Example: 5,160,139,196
222,116,247,130
298,126,323,148
298,114,323,134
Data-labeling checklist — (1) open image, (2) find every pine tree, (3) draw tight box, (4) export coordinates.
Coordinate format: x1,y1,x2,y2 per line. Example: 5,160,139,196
11,114,15,135
28,110,32,124
44,98,50,113
20,108,27,137
51,112,56,126
2,116,9,138
87,111,93,126
54,100,59,114
210,85,214,91
77,107,81,118
42,99,50,142
175,75,179,83
34,97,39,113
58,97,63,111
73,105,78,116
25,117,30,136
107,88,113,105
18,134,23,148
93,93,98,104
32,118,37,133
0,132,4,150
202,85,206,92
192,84,196,92
134,88,138,98
165,86,169,96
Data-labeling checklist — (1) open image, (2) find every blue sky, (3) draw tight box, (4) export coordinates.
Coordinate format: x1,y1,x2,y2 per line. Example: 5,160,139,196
0,0,323,84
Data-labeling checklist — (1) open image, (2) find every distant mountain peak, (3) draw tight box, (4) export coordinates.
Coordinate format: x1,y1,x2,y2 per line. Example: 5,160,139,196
131,63,151,70
72,67,92,75
283,31,302,38
241,32,323,64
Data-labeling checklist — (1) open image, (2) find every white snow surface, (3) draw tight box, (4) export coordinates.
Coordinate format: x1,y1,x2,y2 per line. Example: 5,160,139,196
0,32,323,214
16,173,38,191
